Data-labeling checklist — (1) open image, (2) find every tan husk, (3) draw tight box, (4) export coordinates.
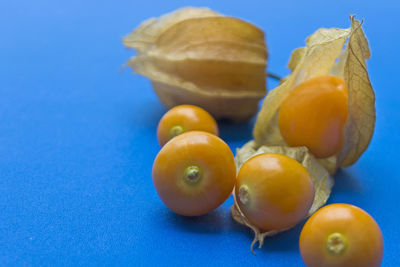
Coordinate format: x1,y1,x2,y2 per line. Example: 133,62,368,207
123,7,268,121
252,16,375,173
232,141,333,253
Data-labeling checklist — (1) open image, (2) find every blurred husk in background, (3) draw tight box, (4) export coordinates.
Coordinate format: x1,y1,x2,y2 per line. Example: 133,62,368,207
123,7,268,122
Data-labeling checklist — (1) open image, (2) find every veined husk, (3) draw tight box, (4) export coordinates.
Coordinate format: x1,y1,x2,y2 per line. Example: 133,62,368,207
252,16,375,173
232,141,333,253
123,7,268,121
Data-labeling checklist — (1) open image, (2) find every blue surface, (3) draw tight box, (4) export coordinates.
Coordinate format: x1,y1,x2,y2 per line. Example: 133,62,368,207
1,0,399,266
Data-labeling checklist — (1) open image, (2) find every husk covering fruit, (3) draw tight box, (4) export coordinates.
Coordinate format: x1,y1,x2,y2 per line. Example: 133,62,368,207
252,16,375,173
123,7,268,121
233,143,333,253
233,16,375,252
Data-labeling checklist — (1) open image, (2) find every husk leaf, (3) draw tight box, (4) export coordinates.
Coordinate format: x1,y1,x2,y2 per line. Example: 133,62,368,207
232,141,333,253
252,16,375,172
336,19,375,167
123,7,268,121
123,7,220,52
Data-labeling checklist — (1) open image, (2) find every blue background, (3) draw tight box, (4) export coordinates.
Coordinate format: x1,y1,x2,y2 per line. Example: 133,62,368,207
1,0,399,266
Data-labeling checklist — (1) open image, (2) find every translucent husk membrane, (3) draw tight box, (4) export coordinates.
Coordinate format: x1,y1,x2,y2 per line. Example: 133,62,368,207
253,16,375,173
232,16,375,252
233,142,333,253
123,7,268,121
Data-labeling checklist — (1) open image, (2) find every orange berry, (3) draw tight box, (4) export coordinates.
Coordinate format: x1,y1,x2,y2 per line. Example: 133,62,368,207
152,131,236,216
235,153,315,231
300,204,384,267
157,105,218,146
278,75,348,158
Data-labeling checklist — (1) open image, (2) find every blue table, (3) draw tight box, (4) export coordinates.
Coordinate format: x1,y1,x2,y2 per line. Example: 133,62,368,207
1,0,399,266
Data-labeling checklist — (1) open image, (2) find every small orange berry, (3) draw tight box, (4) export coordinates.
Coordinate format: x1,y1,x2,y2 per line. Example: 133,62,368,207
152,131,236,216
157,105,218,146
300,204,384,267
235,153,315,231
278,75,348,158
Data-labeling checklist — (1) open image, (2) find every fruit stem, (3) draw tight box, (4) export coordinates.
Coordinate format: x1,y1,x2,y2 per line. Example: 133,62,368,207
169,125,184,139
266,72,281,81
238,185,250,205
326,232,347,255
184,165,202,185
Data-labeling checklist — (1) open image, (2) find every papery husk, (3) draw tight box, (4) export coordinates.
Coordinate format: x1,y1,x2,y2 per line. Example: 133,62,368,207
232,141,333,253
123,7,268,121
253,16,375,172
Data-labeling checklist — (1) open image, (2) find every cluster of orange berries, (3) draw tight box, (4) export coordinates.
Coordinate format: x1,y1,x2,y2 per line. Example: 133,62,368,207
152,75,383,267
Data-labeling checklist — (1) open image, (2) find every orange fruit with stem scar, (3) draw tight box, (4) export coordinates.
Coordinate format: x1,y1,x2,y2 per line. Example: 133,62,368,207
300,203,384,267
157,105,218,146
235,153,315,231
152,131,236,216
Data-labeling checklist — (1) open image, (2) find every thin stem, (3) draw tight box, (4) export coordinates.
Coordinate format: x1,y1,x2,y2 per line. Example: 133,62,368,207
238,185,250,205
326,232,347,255
169,125,184,139
184,165,202,185
266,72,282,81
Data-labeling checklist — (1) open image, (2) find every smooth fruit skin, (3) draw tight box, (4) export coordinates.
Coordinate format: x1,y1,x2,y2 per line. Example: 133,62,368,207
152,131,236,216
300,204,384,267
157,104,219,146
278,75,348,158
235,153,315,231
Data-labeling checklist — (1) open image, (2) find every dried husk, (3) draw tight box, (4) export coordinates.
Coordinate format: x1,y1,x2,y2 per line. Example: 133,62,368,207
232,141,333,253
123,7,268,121
232,16,375,252
252,16,375,173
